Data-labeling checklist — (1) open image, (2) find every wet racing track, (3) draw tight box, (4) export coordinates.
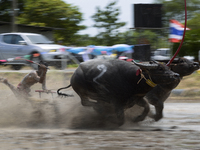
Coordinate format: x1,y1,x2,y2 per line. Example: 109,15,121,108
0,99,200,150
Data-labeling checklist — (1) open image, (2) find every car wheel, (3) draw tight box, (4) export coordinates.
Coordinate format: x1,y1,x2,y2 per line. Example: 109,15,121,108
54,56,68,70
30,53,42,70
54,58,62,69
11,65,23,70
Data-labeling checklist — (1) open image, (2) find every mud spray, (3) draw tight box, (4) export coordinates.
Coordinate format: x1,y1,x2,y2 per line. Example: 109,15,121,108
0,87,155,129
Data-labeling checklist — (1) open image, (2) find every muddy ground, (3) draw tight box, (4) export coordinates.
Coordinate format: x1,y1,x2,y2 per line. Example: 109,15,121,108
0,71,200,150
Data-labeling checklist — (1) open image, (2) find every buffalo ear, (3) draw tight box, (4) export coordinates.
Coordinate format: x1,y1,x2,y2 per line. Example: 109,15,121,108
169,63,176,70
136,69,142,76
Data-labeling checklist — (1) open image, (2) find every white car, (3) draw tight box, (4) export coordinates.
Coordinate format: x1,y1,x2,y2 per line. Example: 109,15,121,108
151,48,171,61
0,33,69,70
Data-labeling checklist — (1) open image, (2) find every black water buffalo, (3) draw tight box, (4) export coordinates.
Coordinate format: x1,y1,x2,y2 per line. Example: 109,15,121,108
57,59,180,126
146,57,199,121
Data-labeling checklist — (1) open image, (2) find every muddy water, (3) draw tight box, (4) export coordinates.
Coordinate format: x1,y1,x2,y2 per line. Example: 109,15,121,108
0,91,200,149
151,102,200,131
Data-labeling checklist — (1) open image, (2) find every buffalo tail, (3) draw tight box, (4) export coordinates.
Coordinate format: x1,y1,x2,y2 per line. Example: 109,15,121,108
57,84,74,97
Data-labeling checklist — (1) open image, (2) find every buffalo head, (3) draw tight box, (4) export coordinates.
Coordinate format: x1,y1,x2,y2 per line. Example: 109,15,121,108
169,57,199,77
133,60,180,84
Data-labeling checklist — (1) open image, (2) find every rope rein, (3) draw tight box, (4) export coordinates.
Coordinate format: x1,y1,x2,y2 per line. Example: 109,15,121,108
166,0,187,66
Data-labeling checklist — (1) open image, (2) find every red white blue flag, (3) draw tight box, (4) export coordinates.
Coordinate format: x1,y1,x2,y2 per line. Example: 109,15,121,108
169,19,190,43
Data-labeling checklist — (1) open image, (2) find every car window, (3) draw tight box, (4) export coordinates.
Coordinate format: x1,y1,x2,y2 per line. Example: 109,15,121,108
3,35,13,44
13,35,24,44
154,50,161,55
160,50,166,56
166,50,170,55
26,35,51,44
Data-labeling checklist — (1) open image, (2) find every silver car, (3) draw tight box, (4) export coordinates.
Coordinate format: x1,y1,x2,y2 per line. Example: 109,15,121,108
0,32,69,70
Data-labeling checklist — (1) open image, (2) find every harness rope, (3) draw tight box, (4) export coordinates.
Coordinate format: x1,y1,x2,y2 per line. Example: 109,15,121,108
137,70,157,87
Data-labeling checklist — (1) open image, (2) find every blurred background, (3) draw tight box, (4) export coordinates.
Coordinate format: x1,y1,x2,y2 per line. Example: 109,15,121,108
0,0,200,70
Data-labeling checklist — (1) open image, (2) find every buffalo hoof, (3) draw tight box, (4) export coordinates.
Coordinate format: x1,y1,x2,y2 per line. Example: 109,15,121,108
93,105,106,115
148,111,163,121
115,118,124,126
133,115,146,122
154,114,163,121
103,115,124,127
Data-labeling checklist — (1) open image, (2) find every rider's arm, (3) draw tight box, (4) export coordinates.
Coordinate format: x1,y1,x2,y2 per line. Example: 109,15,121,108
33,71,47,90
31,71,47,91
39,70,46,84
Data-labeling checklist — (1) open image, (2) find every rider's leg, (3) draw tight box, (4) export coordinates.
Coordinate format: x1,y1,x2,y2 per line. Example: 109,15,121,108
0,77,20,96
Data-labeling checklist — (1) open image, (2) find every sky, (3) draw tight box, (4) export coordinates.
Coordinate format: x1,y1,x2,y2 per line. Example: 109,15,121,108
63,0,155,36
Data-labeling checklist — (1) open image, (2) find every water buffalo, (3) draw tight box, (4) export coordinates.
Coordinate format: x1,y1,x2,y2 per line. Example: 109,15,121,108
146,57,199,121
57,59,180,126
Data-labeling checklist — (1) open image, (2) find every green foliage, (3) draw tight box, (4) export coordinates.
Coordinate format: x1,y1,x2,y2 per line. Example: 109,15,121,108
91,0,126,46
0,0,86,45
172,41,200,61
171,12,200,60
186,13,200,43
119,30,168,49
0,0,12,22
0,0,25,22
68,34,96,46
153,0,200,58
17,0,86,45
67,63,78,68
155,0,200,25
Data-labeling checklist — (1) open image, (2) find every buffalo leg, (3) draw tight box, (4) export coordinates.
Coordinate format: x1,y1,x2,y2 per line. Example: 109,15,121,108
115,106,125,126
148,98,163,121
93,101,114,115
134,98,150,122
80,96,97,107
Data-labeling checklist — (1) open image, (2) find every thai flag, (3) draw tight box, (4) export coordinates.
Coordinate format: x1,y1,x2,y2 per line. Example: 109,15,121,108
169,19,190,43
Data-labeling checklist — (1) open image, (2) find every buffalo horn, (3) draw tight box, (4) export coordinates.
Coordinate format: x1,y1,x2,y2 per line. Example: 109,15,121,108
132,60,158,69
152,60,160,64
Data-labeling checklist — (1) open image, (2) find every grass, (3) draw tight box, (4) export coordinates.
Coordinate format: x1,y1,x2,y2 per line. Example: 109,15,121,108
67,64,79,68
168,71,200,99
0,63,79,70
176,72,200,90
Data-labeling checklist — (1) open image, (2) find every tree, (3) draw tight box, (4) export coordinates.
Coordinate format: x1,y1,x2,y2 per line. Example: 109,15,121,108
69,34,97,46
17,0,86,44
0,0,25,22
91,0,126,46
152,0,200,60
172,13,200,60
0,0,86,45
119,30,168,50
155,0,200,26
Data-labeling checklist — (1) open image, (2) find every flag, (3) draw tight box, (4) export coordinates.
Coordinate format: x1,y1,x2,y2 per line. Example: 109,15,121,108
169,19,190,43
